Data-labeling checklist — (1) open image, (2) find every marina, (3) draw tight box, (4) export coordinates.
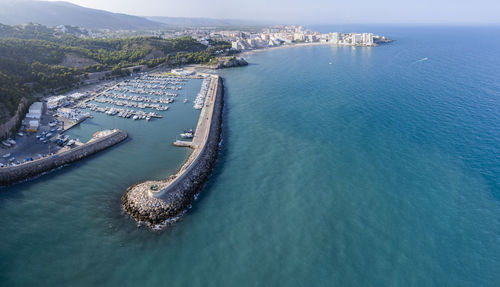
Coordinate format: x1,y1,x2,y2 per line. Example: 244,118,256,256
0,72,206,169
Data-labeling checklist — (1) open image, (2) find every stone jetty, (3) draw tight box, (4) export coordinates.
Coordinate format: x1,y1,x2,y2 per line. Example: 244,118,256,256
122,75,224,227
0,129,127,186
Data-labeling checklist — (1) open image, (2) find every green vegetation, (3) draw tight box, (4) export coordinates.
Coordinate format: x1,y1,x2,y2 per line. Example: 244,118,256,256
0,23,233,119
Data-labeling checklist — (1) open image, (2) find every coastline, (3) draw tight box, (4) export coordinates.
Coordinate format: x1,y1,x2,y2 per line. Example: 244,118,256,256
0,129,127,186
122,75,224,228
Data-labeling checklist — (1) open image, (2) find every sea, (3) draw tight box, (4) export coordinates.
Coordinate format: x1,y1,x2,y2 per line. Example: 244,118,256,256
0,25,499,286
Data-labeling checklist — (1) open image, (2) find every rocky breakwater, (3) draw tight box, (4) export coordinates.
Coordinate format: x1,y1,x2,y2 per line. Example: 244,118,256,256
212,57,248,69
0,129,127,186
122,76,224,227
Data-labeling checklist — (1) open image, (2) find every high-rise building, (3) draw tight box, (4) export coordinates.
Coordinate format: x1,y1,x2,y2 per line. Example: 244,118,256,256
330,32,341,44
362,33,374,45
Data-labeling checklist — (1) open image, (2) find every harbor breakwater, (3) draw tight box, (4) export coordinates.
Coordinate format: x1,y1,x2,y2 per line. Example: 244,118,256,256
0,129,127,186
122,76,224,227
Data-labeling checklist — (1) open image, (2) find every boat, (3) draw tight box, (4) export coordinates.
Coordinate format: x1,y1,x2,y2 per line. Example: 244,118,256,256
132,115,139,120
46,133,52,138
67,139,75,146
7,139,16,145
183,99,188,103
17,132,24,137
3,153,11,158
146,116,151,121
2,141,11,147
180,132,194,139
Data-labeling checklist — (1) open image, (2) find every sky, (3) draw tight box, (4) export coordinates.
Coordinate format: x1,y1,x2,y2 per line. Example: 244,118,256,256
47,0,500,25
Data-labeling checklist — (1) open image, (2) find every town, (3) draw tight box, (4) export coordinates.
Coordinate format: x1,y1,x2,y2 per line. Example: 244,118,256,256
55,24,392,50
157,25,391,50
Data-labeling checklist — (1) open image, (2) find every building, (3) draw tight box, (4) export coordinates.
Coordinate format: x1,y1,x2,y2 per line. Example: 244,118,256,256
293,33,305,41
362,33,374,46
330,32,341,44
26,120,39,132
351,34,362,44
25,102,42,120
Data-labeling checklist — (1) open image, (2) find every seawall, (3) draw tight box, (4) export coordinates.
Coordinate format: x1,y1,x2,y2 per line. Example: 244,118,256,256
122,75,224,226
0,129,128,186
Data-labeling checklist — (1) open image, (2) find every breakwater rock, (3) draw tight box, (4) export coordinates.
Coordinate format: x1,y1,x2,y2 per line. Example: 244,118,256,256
213,57,248,69
122,76,224,227
0,129,127,186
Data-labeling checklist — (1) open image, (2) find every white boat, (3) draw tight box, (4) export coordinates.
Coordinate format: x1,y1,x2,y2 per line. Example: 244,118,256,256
180,132,194,139
2,141,11,147
67,139,75,146
3,153,11,158
132,115,139,120
46,133,52,138
17,132,24,137
7,139,16,145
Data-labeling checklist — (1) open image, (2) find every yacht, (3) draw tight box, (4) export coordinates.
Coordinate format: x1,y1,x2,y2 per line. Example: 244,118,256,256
180,132,194,139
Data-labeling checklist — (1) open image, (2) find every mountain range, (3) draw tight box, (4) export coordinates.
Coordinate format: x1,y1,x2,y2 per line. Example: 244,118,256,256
0,0,264,30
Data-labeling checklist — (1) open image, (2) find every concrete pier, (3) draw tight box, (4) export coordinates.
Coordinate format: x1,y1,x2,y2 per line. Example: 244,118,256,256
122,75,224,227
0,129,128,186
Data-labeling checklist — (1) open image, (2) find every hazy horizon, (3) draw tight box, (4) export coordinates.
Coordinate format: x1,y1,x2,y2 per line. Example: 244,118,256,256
36,0,499,25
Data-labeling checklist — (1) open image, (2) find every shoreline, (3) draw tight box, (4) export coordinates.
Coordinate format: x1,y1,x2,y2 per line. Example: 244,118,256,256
122,75,224,228
0,129,127,186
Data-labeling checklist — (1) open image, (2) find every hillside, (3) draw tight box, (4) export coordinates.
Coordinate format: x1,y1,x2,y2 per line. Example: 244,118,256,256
0,23,232,123
0,0,164,30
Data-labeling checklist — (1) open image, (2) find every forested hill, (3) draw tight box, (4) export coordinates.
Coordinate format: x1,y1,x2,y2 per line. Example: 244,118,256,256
0,23,231,121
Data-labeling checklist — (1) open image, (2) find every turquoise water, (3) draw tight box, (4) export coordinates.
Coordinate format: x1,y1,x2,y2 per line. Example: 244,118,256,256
1,26,500,286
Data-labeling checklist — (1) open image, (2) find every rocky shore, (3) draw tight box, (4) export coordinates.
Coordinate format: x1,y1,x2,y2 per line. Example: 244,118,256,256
212,57,248,69
0,129,127,186
122,76,224,228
